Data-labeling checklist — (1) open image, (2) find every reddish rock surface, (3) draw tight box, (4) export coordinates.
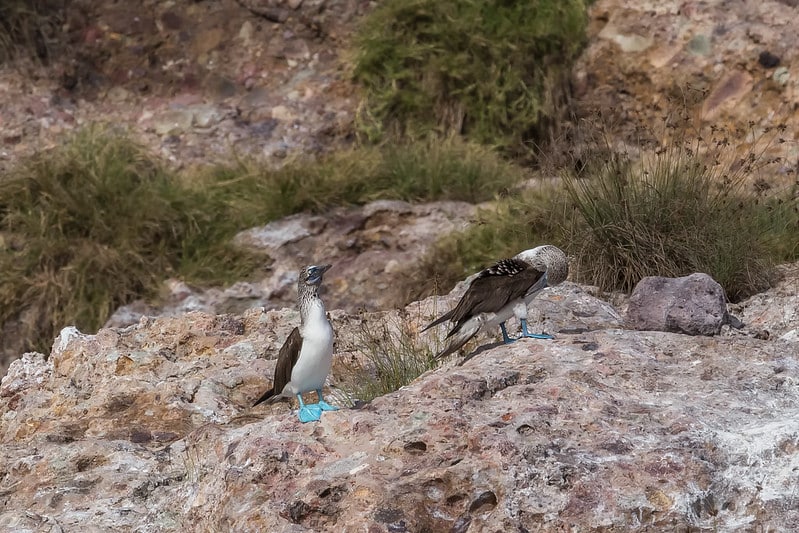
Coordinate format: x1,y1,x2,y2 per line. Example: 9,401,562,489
1,274,798,531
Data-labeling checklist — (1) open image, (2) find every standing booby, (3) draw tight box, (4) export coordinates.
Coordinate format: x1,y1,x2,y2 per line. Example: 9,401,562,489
423,245,568,359
253,264,337,423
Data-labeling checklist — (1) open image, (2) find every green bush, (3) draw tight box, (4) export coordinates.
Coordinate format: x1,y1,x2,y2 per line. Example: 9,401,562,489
0,127,258,353
561,126,799,301
0,129,530,354
353,0,589,157
207,136,530,222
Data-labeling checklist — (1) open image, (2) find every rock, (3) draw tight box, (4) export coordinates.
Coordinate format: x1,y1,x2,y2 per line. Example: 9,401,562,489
235,212,327,253
686,34,711,56
238,20,255,42
701,70,754,121
2,298,799,530
104,200,476,330
626,273,728,336
758,50,780,68
106,86,131,103
728,263,799,340
193,27,225,57
773,66,791,86
190,104,225,128
152,108,195,136
238,0,290,22
267,37,311,60
271,104,296,122
598,21,653,53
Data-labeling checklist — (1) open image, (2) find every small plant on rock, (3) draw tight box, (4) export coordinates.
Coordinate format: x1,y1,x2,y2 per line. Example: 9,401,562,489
337,308,439,403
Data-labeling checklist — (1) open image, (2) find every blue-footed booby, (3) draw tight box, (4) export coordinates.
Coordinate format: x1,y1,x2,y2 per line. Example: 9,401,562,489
423,245,568,359
253,264,338,423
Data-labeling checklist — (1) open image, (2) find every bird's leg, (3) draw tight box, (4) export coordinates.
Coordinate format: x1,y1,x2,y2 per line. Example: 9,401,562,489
296,393,322,423
315,389,339,412
520,318,554,340
500,322,517,344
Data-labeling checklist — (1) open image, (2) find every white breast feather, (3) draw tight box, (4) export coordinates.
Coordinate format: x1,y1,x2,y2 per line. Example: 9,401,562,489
287,301,334,394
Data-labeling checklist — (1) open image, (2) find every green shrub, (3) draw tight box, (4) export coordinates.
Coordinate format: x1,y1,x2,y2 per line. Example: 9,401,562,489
206,136,530,221
405,122,799,304
0,127,258,353
353,0,589,157
561,125,799,300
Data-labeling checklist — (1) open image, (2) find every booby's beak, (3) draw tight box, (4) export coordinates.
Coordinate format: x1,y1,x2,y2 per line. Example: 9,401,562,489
307,263,332,285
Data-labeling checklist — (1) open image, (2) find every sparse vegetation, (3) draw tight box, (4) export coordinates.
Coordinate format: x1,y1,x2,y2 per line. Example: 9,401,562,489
408,120,799,303
561,123,799,300
0,128,528,353
0,127,260,353
337,310,439,403
207,136,530,223
0,0,67,63
353,0,589,157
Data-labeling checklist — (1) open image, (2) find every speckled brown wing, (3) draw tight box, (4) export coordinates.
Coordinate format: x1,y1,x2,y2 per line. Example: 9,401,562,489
253,327,303,406
445,258,545,337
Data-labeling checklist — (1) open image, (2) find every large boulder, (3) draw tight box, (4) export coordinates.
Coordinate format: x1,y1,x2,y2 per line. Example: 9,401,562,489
626,273,728,336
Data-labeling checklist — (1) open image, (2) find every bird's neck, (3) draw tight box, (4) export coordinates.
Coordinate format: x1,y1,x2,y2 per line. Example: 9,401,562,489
299,285,327,327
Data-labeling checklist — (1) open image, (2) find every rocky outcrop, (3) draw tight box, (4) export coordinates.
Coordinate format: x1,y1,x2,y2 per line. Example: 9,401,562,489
729,262,799,341
626,273,729,336
105,199,476,329
575,0,799,193
2,276,798,531
0,0,369,170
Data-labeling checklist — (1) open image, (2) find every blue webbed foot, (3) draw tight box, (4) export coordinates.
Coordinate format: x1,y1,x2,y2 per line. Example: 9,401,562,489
317,401,339,411
316,389,339,412
520,319,554,340
297,405,322,423
296,394,322,423
500,323,517,344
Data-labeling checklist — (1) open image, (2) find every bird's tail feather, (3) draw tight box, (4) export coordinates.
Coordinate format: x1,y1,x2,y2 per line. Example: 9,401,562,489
421,309,454,333
253,388,283,407
435,317,482,360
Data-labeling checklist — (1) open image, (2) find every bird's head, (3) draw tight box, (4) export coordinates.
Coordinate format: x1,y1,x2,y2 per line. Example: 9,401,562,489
516,245,569,285
302,264,332,286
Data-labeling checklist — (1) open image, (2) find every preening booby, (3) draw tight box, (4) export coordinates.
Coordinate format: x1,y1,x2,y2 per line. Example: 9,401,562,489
253,264,337,423
423,245,568,359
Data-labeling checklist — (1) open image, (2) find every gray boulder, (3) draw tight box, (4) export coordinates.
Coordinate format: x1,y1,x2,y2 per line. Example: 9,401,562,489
626,273,728,336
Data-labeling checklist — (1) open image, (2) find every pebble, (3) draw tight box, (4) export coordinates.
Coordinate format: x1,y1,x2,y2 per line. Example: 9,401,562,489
758,50,781,68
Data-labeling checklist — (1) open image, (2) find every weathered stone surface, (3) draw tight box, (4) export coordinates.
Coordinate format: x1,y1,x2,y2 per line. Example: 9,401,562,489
576,0,799,193
729,263,799,341
626,273,728,336
2,293,799,531
0,0,368,170
107,199,476,329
